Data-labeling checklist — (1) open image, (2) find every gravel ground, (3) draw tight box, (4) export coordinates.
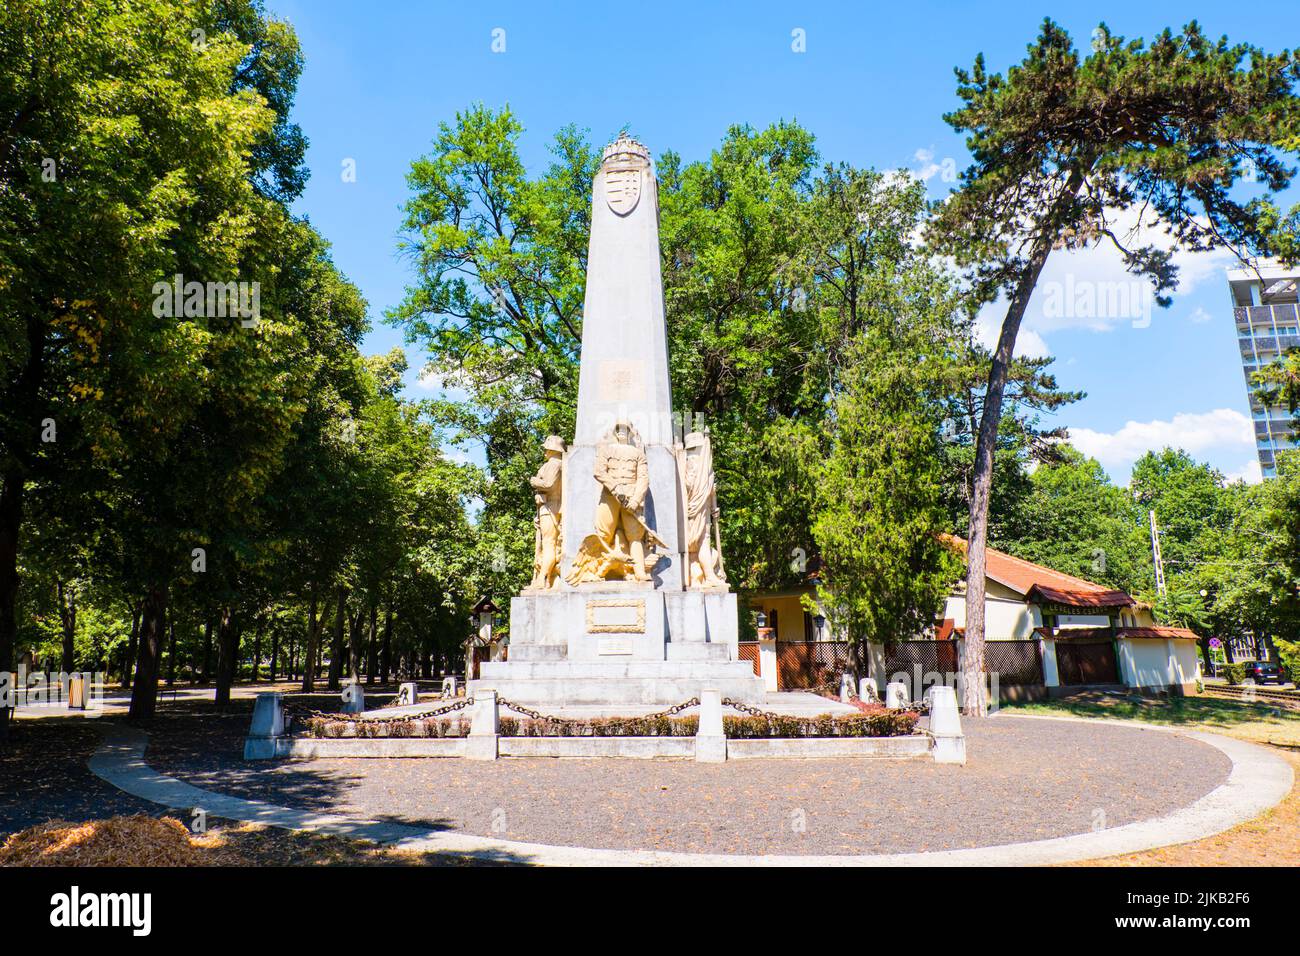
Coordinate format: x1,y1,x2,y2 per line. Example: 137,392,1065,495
147,713,1232,856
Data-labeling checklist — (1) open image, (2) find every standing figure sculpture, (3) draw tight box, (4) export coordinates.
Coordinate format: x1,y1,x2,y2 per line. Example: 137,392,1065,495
567,420,665,583
682,431,726,588
527,435,565,590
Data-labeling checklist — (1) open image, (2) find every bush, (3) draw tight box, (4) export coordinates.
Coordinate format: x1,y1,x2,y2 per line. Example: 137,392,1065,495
303,716,469,738
722,711,919,739
300,710,919,739
501,715,700,738
1224,662,1248,686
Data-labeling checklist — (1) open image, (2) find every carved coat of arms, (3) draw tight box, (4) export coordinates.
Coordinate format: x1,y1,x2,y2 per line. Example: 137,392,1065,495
604,164,642,216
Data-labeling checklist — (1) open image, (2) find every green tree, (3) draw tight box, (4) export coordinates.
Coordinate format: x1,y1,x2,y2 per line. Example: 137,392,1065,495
1003,445,1149,595
928,19,1300,713
0,0,310,733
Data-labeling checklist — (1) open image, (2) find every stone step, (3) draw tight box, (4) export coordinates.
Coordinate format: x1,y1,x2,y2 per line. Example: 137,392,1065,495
665,643,730,661
507,644,568,661
478,660,759,680
469,674,766,706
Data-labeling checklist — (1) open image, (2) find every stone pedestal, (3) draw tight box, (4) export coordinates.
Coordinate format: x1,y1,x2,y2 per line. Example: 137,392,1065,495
471,585,763,706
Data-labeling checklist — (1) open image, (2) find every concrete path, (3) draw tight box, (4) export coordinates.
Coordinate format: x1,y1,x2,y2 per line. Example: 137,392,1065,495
87,716,1292,866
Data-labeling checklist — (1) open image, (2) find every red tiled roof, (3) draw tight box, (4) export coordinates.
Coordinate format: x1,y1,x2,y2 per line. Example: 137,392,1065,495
1026,583,1135,609
942,535,1135,610
1119,626,1199,641
1033,626,1200,641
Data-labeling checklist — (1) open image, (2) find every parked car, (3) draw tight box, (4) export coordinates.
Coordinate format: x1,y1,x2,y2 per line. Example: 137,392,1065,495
1243,661,1285,685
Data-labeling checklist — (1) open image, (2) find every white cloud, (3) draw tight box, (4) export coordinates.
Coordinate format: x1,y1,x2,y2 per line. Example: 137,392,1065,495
1020,205,1239,335
1224,457,1264,485
1068,408,1254,470
973,305,1051,358
1187,306,1213,325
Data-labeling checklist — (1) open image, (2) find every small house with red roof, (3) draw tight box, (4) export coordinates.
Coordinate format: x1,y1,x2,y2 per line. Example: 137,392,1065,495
744,538,1201,697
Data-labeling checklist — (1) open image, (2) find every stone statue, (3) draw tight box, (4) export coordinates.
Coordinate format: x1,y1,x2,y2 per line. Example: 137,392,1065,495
682,431,726,589
567,420,666,583
527,435,565,590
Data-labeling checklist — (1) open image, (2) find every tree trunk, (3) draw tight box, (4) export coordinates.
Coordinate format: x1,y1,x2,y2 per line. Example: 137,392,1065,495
963,211,1069,716
57,579,77,673
128,585,169,720
379,604,394,685
365,599,379,684
200,617,213,684
327,588,346,691
0,471,22,746
347,602,363,683
214,606,240,707
123,600,141,688
251,617,262,683
301,589,320,692
165,614,177,685
270,624,279,682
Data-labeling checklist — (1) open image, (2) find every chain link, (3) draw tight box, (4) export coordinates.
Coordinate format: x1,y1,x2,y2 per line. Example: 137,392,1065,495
496,696,702,723
282,696,473,728
720,697,789,721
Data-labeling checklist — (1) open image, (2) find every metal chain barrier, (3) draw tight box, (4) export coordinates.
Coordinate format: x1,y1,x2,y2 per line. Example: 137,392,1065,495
720,697,788,721
282,696,473,728
496,696,702,723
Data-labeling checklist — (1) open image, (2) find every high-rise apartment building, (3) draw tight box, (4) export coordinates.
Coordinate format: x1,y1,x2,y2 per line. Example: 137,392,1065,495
1228,262,1300,478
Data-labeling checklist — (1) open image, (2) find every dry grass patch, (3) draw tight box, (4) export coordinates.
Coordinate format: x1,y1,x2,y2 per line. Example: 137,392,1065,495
0,815,497,867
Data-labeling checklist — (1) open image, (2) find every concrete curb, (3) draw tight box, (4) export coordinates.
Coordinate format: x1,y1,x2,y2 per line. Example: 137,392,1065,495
88,717,1292,867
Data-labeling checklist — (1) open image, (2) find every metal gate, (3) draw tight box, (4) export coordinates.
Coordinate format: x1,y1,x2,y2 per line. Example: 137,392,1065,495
1055,639,1119,685
776,641,855,690
883,640,959,681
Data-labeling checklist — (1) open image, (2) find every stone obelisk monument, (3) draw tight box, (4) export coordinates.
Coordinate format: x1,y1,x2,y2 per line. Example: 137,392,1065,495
470,134,764,706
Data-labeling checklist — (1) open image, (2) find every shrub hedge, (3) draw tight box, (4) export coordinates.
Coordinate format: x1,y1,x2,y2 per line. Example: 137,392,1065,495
305,716,470,738
301,710,921,739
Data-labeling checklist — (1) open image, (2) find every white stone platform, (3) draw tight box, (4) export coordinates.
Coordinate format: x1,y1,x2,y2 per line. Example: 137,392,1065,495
471,584,767,705
373,692,857,720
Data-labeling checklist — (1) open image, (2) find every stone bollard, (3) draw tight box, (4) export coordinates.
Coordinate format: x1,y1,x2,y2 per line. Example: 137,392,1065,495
341,681,365,714
695,688,727,763
244,692,285,760
928,685,966,765
398,682,419,706
467,690,499,760
840,672,854,703
440,676,457,699
858,677,878,703
885,681,910,710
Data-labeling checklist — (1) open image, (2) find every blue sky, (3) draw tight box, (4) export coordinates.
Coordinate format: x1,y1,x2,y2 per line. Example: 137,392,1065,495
269,0,1299,484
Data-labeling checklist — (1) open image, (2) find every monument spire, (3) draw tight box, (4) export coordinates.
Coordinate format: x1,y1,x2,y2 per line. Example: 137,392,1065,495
572,134,674,447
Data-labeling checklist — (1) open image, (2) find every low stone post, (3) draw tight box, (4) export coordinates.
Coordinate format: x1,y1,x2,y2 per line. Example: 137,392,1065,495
398,681,419,706
244,692,285,760
928,685,966,765
467,690,499,760
756,629,778,692
341,681,365,714
1040,636,1060,689
885,681,910,709
695,688,726,763
867,642,887,696
857,677,878,703
840,672,854,703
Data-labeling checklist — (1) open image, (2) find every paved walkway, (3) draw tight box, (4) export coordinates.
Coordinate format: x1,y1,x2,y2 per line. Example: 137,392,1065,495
86,714,1292,866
